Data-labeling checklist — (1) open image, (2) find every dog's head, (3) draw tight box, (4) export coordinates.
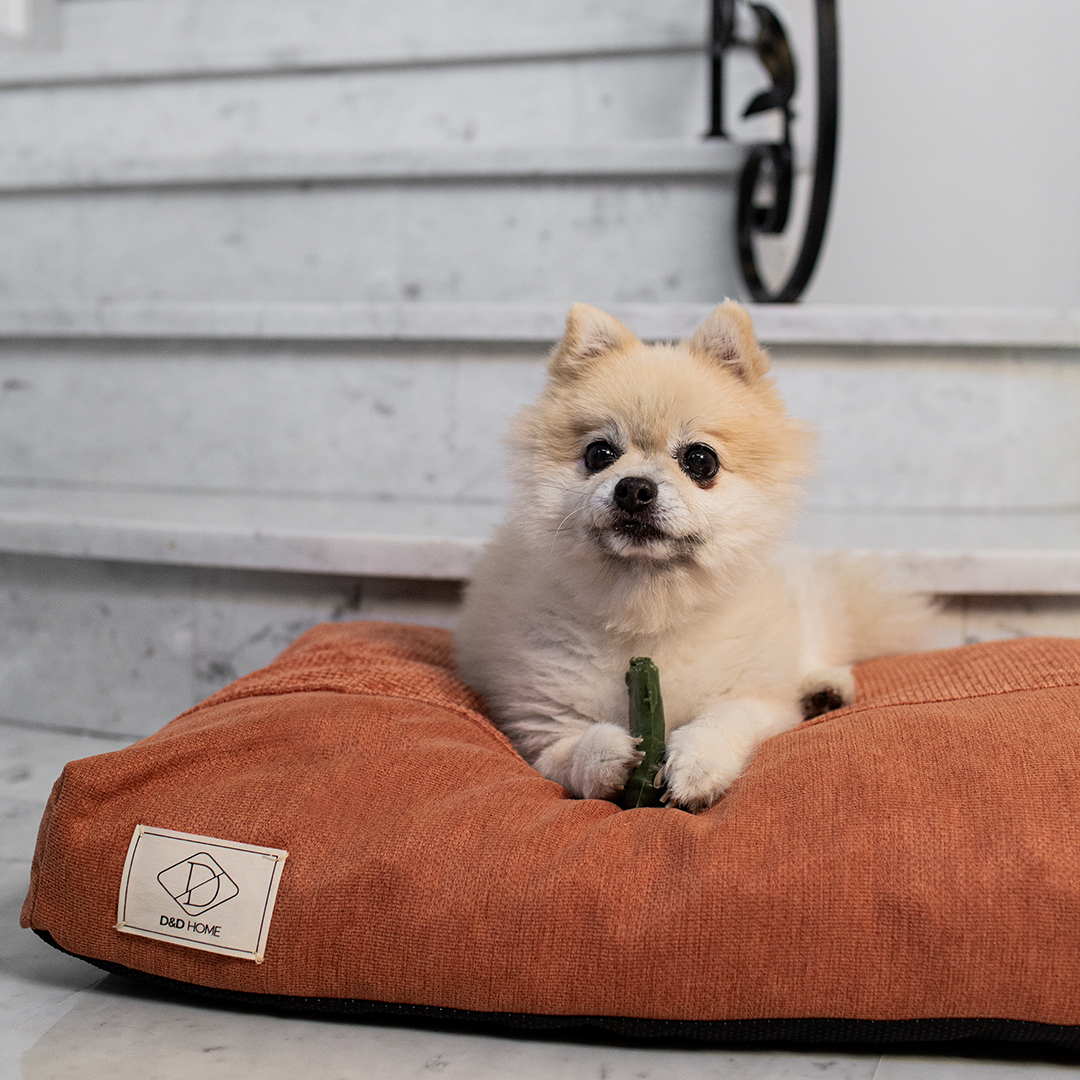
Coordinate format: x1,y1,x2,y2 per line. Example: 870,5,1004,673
509,302,812,591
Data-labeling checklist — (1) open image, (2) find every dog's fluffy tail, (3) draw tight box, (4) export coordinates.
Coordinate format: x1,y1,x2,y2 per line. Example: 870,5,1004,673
829,550,940,661
788,550,941,671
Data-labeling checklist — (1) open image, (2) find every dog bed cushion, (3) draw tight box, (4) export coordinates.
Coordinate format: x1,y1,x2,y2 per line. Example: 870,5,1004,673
21,621,1080,1049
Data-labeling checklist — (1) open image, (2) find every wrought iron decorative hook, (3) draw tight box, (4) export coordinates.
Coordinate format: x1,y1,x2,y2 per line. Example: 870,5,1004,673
708,0,839,303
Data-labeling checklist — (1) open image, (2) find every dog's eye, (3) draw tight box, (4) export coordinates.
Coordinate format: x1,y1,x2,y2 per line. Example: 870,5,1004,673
680,443,720,483
583,441,620,473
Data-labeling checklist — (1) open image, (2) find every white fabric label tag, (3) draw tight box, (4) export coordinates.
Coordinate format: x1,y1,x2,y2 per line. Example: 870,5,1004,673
116,825,288,963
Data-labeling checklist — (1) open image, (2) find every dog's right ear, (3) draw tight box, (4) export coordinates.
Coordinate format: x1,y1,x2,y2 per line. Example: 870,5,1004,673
688,301,771,383
548,303,636,381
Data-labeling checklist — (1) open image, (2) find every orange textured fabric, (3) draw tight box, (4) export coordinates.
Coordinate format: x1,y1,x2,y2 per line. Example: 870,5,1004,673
21,622,1080,1025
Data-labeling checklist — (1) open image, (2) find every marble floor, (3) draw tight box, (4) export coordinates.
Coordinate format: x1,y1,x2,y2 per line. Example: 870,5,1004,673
5,724,1080,1080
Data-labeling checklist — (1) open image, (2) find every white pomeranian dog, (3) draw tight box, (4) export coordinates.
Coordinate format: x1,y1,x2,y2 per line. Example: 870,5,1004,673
455,301,933,812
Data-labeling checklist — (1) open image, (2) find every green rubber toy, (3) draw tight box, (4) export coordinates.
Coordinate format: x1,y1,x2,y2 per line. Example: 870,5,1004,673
620,657,667,809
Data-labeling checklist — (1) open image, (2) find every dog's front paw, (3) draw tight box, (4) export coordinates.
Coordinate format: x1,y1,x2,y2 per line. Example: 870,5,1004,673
659,725,749,813
566,722,644,801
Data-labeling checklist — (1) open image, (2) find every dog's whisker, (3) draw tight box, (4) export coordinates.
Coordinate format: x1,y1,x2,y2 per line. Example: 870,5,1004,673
550,504,590,554
554,505,587,532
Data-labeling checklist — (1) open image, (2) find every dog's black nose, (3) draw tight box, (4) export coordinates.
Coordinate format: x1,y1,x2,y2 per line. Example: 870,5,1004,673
613,476,657,514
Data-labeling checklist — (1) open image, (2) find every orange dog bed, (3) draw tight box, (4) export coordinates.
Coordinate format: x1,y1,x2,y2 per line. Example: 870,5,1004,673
22,621,1080,1048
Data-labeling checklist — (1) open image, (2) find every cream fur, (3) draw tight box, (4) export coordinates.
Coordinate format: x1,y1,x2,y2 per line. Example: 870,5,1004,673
455,302,936,812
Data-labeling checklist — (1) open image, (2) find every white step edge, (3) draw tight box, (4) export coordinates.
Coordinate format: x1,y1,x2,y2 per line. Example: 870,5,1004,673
0,514,488,581
0,141,743,194
873,550,1080,596
0,40,704,91
1,490,1077,593
3,301,1080,348
0,488,498,581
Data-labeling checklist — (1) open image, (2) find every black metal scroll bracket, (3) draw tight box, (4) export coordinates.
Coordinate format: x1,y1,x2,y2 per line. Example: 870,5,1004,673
708,0,839,303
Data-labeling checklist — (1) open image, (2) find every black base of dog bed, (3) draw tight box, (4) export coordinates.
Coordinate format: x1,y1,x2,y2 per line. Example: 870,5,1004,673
34,929,1080,1058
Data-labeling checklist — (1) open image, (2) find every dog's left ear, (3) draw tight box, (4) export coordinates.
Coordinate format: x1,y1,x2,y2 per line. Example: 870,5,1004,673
548,303,637,381
688,301,770,383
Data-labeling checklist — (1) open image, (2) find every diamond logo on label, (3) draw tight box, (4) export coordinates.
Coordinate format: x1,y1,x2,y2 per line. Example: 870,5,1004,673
157,852,240,916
